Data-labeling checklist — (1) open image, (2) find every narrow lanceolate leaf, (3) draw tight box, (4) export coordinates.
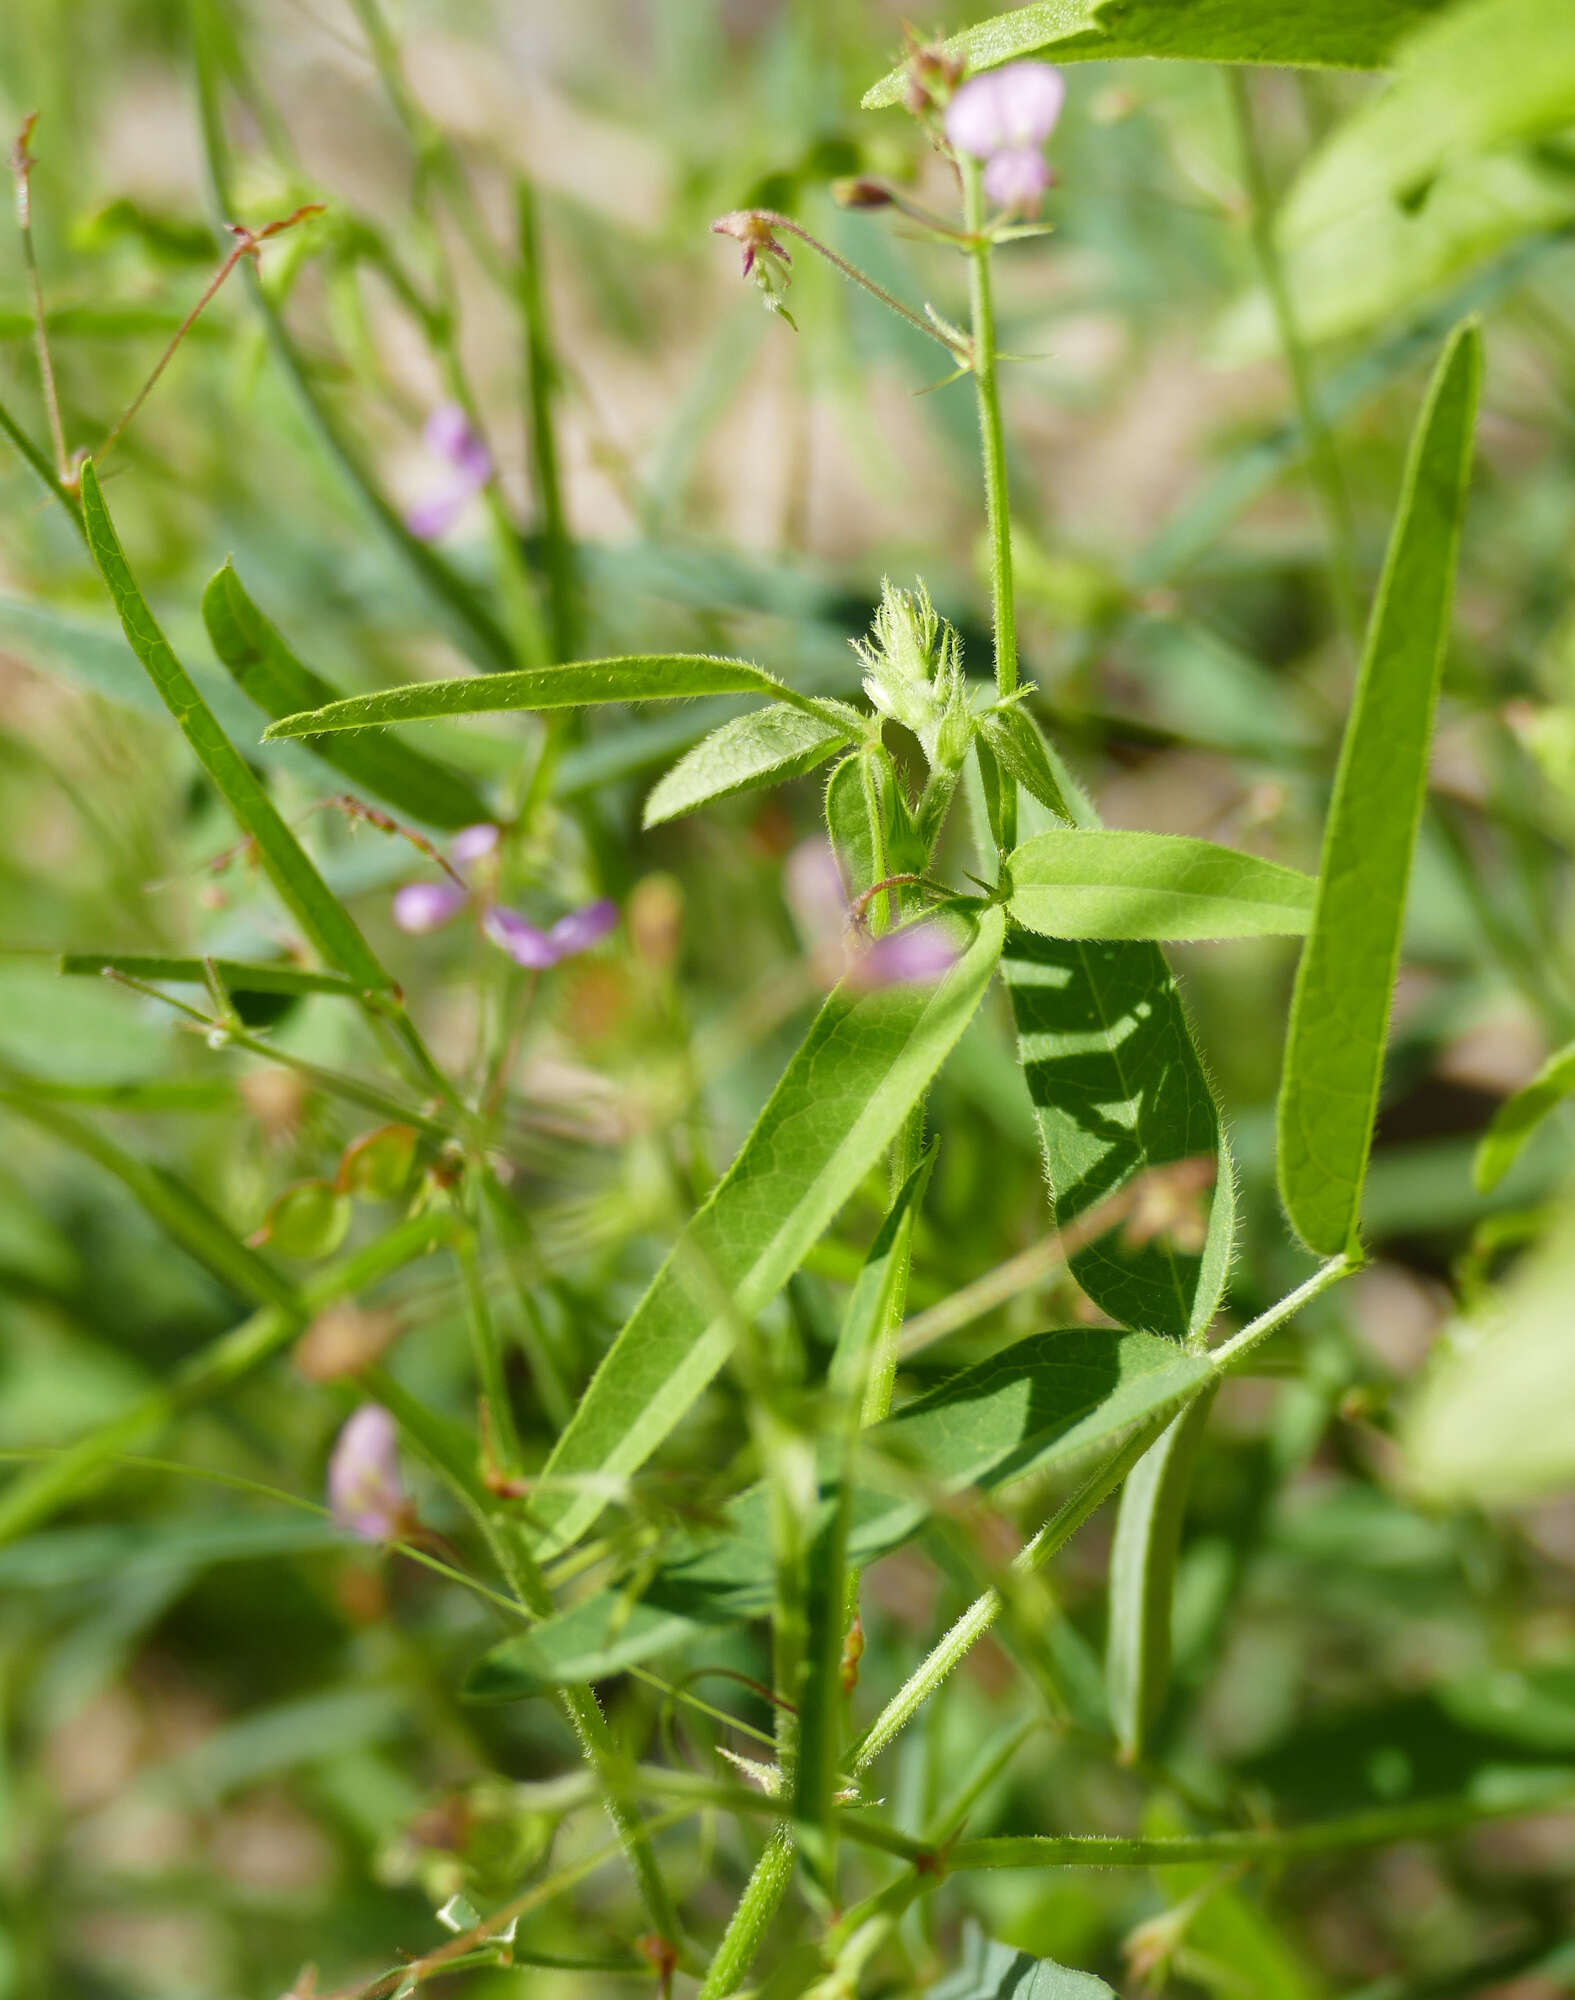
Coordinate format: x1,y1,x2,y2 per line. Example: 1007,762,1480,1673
1105,1387,1217,1763
526,906,1006,1558
1278,324,1481,1256
862,0,1435,108
60,954,363,1000
642,703,856,828
467,1325,1212,1699
0,1082,294,1311
78,463,392,993
1004,930,1235,1340
1007,829,1315,942
202,562,491,830
1474,1038,1575,1192
978,706,1071,823
263,656,804,739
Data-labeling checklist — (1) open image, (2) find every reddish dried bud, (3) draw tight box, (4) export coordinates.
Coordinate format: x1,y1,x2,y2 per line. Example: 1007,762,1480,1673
902,35,965,116
833,176,894,210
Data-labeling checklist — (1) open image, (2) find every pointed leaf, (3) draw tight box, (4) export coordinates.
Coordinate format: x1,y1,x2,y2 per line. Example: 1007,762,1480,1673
78,463,392,993
202,562,491,830
925,1923,1115,1998
863,1,1435,108
263,655,800,738
1474,1037,1575,1192
1277,324,1481,1255
1007,830,1315,941
526,905,1006,1557
642,702,855,827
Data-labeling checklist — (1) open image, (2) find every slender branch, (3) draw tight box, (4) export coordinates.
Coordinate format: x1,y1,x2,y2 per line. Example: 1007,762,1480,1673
722,210,965,356
854,1252,1359,1772
9,115,68,480
98,204,324,466
1228,69,1362,651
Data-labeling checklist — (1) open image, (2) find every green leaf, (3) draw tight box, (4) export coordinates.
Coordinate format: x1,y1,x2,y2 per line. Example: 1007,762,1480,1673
1218,151,1575,360
1105,1386,1217,1762
1280,0,1575,246
1474,1038,1575,1192
526,905,1005,1557
1405,1209,1575,1505
978,707,1072,824
1277,324,1481,1256
77,463,393,994
862,0,1437,107
1006,830,1315,942
0,1080,295,1312
925,1923,1115,1998
262,656,799,739
201,562,492,831
59,954,364,1001
642,703,856,828
466,1325,1212,1698
1004,930,1234,1340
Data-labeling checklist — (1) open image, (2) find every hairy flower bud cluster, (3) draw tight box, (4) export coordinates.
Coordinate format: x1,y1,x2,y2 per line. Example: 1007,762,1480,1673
853,579,970,768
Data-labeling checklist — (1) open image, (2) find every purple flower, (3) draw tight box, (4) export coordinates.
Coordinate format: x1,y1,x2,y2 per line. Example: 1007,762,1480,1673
404,402,493,542
545,898,618,958
785,838,959,991
392,880,469,934
983,146,1052,212
391,825,618,969
328,1404,408,1543
854,921,961,991
450,822,500,867
945,61,1064,214
482,905,559,969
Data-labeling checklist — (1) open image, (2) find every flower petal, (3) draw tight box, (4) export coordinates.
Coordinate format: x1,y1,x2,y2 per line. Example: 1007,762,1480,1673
328,1404,406,1543
483,905,559,968
982,145,1052,213
546,898,618,958
851,921,959,991
392,880,469,934
451,822,501,869
945,61,1064,156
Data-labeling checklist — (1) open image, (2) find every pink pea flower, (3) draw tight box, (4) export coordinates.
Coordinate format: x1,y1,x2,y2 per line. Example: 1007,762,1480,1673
404,402,493,542
785,838,959,992
391,823,617,969
328,1404,409,1543
945,61,1065,215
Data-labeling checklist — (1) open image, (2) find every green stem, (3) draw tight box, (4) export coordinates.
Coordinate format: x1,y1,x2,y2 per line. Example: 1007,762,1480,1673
694,1825,796,2000
456,1219,523,1473
1228,69,1362,652
749,212,963,355
962,158,1018,853
948,1782,1575,1870
517,177,578,661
